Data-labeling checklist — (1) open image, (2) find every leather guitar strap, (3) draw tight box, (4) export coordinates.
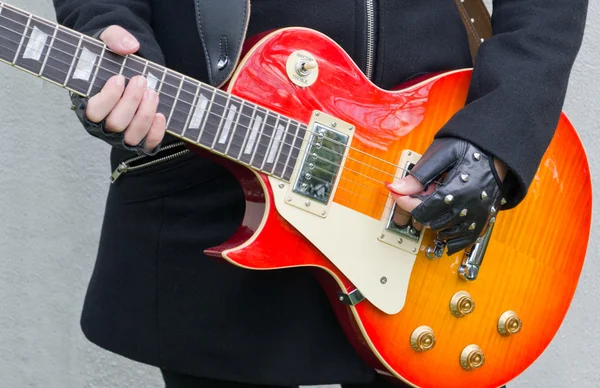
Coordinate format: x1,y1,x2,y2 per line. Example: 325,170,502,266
193,0,250,88
453,0,493,64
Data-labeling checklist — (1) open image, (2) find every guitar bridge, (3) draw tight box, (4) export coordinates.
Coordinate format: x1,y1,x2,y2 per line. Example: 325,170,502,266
383,160,422,242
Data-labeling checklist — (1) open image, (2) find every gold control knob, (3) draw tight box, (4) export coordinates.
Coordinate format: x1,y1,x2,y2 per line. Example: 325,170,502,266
498,310,522,336
460,344,485,371
450,291,475,318
410,326,436,352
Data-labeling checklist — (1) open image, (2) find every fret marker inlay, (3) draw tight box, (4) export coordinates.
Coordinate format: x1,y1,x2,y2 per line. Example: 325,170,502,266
72,46,97,81
23,26,48,61
267,123,286,164
147,72,159,90
189,94,209,129
218,105,238,144
244,115,263,154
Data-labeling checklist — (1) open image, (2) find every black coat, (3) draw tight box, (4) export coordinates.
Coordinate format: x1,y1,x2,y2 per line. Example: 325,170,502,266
51,0,588,385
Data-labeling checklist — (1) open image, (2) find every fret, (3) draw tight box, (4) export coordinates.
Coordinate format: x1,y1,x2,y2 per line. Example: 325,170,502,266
214,95,242,154
250,111,277,170
249,117,262,167
39,24,58,76
158,68,167,92
141,59,148,79
272,120,296,178
267,117,289,175
199,90,227,148
228,101,256,162
118,55,126,75
239,105,263,165
274,121,301,181
86,43,105,96
211,94,230,149
89,48,124,96
63,34,82,85
65,35,103,95
180,80,201,136
209,94,229,150
223,100,239,155
157,69,181,127
283,123,306,181
182,85,213,143
240,106,268,165
224,100,243,155
12,13,31,63
0,4,29,63
121,55,145,84
166,73,185,133
260,114,283,171
14,16,55,76
42,27,79,86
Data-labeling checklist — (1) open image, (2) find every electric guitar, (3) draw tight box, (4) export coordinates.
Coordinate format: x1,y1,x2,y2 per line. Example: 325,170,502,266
0,2,592,387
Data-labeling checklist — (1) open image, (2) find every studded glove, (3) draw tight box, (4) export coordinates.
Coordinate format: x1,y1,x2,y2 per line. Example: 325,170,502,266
408,137,506,255
70,92,162,156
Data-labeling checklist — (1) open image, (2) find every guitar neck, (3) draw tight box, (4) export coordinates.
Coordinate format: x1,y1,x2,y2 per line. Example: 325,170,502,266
0,1,304,181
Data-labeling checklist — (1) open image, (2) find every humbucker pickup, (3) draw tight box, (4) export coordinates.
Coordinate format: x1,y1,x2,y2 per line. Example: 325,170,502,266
292,122,349,204
281,110,355,218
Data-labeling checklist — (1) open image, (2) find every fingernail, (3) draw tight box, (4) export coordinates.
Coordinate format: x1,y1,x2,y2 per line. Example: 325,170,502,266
121,35,138,50
138,76,147,87
115,75,124,87
386,181,405,194
144,89,155,100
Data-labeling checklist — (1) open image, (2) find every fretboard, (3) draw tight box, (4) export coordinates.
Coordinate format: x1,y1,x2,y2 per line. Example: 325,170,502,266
0,2,304,181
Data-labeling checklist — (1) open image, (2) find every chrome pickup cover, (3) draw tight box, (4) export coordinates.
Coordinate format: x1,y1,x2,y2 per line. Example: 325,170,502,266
292,123,349,204
281,110,355,218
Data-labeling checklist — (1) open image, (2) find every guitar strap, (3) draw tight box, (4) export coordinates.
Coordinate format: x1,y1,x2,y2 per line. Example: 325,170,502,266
193,0,251,88
193,0,491,87
453,0,493,64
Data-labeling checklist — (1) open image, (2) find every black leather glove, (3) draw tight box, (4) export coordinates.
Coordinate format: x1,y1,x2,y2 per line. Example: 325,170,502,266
409,137,506,255
70,92,162,156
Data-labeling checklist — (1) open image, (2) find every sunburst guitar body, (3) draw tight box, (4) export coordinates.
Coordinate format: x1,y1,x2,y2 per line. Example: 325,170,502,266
205,29,592,388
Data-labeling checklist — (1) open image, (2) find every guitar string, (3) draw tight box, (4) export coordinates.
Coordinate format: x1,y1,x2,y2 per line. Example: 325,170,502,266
0,32,414,198
0,21,445,183
0,42,435,219
0,22,447,211
0,12,435,180
0,10,328,119
0,22,446,216
0,12,422,181
0,15,453,206
0,49,440,220
0,21,438,196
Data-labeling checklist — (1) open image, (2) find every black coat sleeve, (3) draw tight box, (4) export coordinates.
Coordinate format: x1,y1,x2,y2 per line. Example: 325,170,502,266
52,0,164,65
436,0,588,209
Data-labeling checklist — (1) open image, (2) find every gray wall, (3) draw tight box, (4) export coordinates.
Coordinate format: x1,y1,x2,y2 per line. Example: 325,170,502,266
0,0,597,387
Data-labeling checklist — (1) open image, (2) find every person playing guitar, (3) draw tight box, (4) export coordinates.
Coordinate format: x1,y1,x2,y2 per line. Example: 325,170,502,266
44,0,589,387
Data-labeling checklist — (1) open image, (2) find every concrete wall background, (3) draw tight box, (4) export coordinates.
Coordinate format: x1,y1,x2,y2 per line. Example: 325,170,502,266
0,0,597,387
